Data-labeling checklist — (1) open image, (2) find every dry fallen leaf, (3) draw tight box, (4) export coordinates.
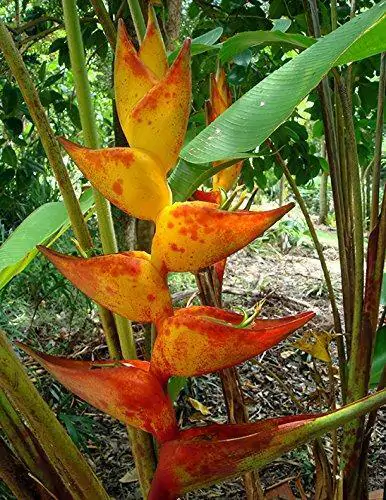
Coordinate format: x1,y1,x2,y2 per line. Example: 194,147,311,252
293,330,331,363
119,469,138,484
188,397,211,415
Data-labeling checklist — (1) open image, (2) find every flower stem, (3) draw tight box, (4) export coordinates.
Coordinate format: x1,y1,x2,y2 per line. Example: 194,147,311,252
61,0,134,358
126,0,146,41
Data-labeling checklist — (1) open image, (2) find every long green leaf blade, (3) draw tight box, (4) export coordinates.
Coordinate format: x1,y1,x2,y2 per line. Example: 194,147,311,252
220,31,314,62
181,2,386,164
0,190,94,288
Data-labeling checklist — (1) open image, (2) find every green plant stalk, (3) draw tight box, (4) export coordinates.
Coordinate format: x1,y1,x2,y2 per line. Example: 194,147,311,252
0,330,109,499
0,20,121,361
330,0,337,31
0,438,41,499
126,0,146,41
61,0,156,495
335,75,367,498
307,0,349,401
370,52,386,231
61,0,134,358
336,75,364,400
0,390,64,495
266,139,346,386
252,389,386,471
335,90,355,337
90,0,116,49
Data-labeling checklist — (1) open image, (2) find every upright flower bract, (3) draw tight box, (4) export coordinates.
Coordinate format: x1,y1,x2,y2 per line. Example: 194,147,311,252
19,13,321,499
208,69,244,191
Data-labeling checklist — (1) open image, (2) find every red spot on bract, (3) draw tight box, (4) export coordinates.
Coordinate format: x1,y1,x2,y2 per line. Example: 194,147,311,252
170,243,185,253
147,294,156,301
126,260,141,276
167,222,174,229
113,179,123,195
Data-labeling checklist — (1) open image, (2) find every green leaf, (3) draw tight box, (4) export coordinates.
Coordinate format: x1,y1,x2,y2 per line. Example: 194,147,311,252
370,326,386,387
193,27,223,47
38,62,47,82
381,272,386,306
3,117,23,137
220,31,314,62
167,376,187,402
43,72,64,88
169,159,240,202
49,37,66,53
0,168,15,183
2,85,18,115
168,27,223,63
1,146,17,168
182,2,386,164
0,190,94,289
271,18,292,33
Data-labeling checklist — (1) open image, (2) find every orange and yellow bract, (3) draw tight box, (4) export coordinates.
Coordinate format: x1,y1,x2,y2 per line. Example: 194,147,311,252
39,247,173,323
151,307,315,383
151,201,294,274
59,138,171,221
20,11,317,500
138,8,168,79
18,344,177,443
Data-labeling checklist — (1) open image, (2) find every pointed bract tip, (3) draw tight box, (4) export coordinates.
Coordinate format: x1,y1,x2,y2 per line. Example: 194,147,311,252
57,136,83,153
117,19,132,47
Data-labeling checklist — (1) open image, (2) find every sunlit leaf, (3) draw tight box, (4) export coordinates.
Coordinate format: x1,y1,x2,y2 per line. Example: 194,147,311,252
182,3,386,164
220,31,314,62
0,190,94,289
293,330,331,363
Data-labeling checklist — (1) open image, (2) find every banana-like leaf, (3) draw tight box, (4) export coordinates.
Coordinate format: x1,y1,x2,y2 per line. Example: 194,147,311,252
169,159,242,202
151,306,314,383
151,201,294,274
168,27,223,63
59,138,171,221
17,344,177,443
125,40,191,174
149,390,386,499
39,247,173,323
220,31,314,62
139,7,168,79
0,189,94,290
182,2,386,163
114,20,158,129
208,70,244,191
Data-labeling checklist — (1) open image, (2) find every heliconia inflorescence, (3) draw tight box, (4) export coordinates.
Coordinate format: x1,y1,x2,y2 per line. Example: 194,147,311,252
19,11,320,499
